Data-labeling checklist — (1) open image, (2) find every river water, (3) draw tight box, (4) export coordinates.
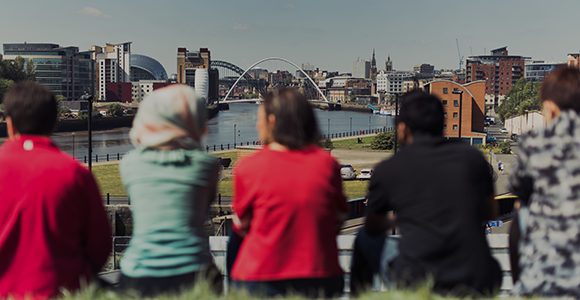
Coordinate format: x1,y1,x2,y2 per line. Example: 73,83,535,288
1,103,395,159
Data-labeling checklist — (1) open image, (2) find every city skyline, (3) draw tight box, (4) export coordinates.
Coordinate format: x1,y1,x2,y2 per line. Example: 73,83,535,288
0,0,577,76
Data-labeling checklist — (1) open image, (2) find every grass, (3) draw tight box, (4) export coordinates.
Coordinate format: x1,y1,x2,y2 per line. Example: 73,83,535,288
92,150,370,200
92,151,239,197
58,279,500,300
330,136,376,149
93,164,126,197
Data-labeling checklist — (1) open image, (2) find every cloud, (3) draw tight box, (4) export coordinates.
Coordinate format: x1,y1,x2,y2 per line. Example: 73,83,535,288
231,22,253,31
75,7,112,19
285,3,297,9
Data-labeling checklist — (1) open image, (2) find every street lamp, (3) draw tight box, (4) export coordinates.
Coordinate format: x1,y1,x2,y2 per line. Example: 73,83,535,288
238,130,241,145
327,118,330,138
234,124,237,146
72,132,75,159
394,93,400,154
368,115,371,132
350,117,352,135
80,93,93,171
452,90,463,141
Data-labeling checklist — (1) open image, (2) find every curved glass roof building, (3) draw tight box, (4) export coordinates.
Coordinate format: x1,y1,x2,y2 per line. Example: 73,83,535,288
130,54,168,81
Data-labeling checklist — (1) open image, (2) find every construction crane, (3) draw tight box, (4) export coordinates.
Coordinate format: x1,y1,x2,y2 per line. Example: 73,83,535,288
456,38,464,71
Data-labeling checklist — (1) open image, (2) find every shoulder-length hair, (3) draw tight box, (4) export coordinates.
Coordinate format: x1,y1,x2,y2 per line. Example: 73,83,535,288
262,88,320,150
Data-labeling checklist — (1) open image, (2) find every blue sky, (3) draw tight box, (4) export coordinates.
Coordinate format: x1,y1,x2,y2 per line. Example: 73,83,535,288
0,0,576,75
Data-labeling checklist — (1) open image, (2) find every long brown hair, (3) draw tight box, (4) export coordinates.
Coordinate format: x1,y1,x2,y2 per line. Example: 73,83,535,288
262,88,320,150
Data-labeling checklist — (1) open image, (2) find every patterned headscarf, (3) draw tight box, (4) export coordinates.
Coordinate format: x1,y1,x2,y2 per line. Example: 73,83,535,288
129,84,206,150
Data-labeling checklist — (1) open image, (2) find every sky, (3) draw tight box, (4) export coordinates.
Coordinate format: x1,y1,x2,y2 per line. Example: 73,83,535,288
0,0,577,76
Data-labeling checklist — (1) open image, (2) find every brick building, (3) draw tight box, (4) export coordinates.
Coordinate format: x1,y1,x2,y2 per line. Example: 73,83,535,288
424,80,487,145
465,47,529,110
106,82,132,103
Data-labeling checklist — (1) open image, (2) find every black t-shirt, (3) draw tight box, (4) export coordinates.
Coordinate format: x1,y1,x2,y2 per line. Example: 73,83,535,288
368,136,501,294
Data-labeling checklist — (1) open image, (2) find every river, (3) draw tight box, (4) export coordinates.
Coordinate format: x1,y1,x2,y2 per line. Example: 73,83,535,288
1,103,395,160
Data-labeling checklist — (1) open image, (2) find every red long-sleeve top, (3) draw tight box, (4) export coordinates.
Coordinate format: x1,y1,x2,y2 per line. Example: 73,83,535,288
0,136,111,299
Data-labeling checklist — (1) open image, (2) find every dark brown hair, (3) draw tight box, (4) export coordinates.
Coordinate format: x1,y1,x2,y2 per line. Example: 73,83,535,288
262,88,320,150
397,90,444,136
540,67,580,112
3,82,57,135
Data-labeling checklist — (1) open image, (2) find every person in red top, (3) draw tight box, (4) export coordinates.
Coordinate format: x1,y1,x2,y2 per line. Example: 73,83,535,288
230,88,348,297
0,82,111,299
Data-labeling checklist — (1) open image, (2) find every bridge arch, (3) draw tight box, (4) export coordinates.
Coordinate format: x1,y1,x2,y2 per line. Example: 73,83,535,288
223,57,328,103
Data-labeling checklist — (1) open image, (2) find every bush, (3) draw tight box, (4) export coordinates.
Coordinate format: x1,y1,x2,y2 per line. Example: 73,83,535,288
371,131,395,150
499,141,511,154
107,103,124,117
322,138,334,149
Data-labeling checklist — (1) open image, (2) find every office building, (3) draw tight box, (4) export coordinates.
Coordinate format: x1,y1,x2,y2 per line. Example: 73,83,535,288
424,80,487,145
465,46,529,109
414,63,434,74
352,59,370,79
376,70,415,94
130,54,168,81
525,60,565,81
177,47,216,101
94,42,132,101
2,43,95,99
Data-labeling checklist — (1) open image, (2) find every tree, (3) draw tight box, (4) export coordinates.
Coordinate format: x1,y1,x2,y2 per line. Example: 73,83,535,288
0,79,14,102
322,138,334,150
55,95,67,102
58,106,71,115
371,131,395,150
107,103,124,117
498,141,511,154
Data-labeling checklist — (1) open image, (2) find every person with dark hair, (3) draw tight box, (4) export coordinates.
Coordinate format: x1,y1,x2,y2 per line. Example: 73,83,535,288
350,90,501,297
0,82,111,299
508,67,580,297
118,85,222,297
229,88,347,297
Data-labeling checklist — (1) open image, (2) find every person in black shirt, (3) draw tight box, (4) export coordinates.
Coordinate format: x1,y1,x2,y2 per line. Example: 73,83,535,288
350,90,502,297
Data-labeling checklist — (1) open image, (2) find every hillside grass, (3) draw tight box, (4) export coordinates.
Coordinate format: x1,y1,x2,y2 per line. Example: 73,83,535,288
59,280,500,300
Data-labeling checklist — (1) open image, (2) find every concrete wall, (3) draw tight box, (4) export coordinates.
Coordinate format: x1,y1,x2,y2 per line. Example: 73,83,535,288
505,111,545,135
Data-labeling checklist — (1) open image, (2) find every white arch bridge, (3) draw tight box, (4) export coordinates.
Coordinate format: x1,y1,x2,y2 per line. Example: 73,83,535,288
220,57,329,104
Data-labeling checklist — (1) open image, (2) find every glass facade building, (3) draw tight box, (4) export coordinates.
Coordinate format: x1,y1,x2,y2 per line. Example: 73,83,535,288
3,43,95,99
130,54,168,81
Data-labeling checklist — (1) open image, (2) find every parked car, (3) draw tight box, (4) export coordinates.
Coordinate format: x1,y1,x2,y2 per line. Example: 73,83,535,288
511,133,518,141
501,128,507,133
340,164,357,180
486,134,497,146
484,120,490,127
358,169,373,180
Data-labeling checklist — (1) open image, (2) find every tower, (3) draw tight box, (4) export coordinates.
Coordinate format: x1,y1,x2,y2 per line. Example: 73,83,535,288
385,55,393,72
370,49,377,79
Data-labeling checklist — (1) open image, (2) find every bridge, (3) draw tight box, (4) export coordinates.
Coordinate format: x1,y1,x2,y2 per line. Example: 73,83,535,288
210,57,329,104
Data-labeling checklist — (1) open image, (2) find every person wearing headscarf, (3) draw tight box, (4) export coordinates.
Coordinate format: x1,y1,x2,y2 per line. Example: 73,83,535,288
118,84,221,297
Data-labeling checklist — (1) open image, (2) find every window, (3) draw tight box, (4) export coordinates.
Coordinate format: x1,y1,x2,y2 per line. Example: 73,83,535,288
442,100,447,106
444,112,447,118
453,125,458,130
443,88,448,94
453,112,458,118
453,88,458,92
444,125,447,130
453,100,459,106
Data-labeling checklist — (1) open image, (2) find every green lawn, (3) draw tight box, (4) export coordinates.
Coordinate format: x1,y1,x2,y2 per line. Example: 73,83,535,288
92,149,372,199
59,280,494,300
92,151,240,197
330,136,376,149
92,164,126,197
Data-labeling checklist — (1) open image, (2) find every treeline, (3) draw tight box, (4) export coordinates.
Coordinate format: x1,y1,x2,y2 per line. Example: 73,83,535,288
0,55,36,102
495,77,541,122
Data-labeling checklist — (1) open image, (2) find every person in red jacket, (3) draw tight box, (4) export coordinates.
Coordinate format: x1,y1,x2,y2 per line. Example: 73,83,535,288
0,82,111,299
229,88,348,298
